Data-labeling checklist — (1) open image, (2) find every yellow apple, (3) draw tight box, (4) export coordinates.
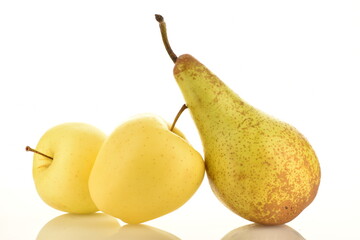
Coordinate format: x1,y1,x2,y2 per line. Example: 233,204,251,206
89,114,205,224
31,123,106,214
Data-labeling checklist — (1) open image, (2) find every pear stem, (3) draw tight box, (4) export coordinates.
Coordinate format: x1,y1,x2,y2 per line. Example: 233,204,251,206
170,104,188,131
26,146,53,160
155,14,178,63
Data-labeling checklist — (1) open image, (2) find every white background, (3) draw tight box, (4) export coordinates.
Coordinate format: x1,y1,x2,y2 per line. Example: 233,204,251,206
1,0,359,239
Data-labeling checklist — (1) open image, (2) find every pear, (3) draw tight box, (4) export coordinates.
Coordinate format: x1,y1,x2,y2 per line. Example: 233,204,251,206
156,15,321,225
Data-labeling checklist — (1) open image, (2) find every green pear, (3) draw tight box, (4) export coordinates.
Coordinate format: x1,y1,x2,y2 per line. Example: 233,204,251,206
156,15,321,225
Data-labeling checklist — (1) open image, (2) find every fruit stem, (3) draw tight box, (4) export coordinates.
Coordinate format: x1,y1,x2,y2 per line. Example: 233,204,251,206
170,104,188,131
155,14,178,63
26,146,53,160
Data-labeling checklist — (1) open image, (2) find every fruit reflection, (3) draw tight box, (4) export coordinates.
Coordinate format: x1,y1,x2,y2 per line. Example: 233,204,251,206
37,213,180,240
222,223,305,240
107,224,180,240
36,213,120,240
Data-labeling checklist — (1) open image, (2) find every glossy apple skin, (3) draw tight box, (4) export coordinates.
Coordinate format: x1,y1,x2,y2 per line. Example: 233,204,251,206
33,122,106,214
89,114,205,224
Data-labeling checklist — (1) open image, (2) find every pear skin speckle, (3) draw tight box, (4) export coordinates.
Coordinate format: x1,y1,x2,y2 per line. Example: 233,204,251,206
174,54,321,225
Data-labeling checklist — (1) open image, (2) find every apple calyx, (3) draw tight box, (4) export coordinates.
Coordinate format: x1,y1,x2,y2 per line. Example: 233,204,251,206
26,146,53,160
155,14,177,63
170,104,188,131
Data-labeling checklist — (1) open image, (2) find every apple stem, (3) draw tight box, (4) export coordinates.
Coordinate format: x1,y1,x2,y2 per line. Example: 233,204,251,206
155,14,178,63
170,104,188,131
26,146,53,160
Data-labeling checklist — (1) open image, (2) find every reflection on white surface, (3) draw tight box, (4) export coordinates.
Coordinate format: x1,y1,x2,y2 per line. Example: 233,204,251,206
36,213,180,240
107,224,180,240
36,213,120,240
222,223,305,240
